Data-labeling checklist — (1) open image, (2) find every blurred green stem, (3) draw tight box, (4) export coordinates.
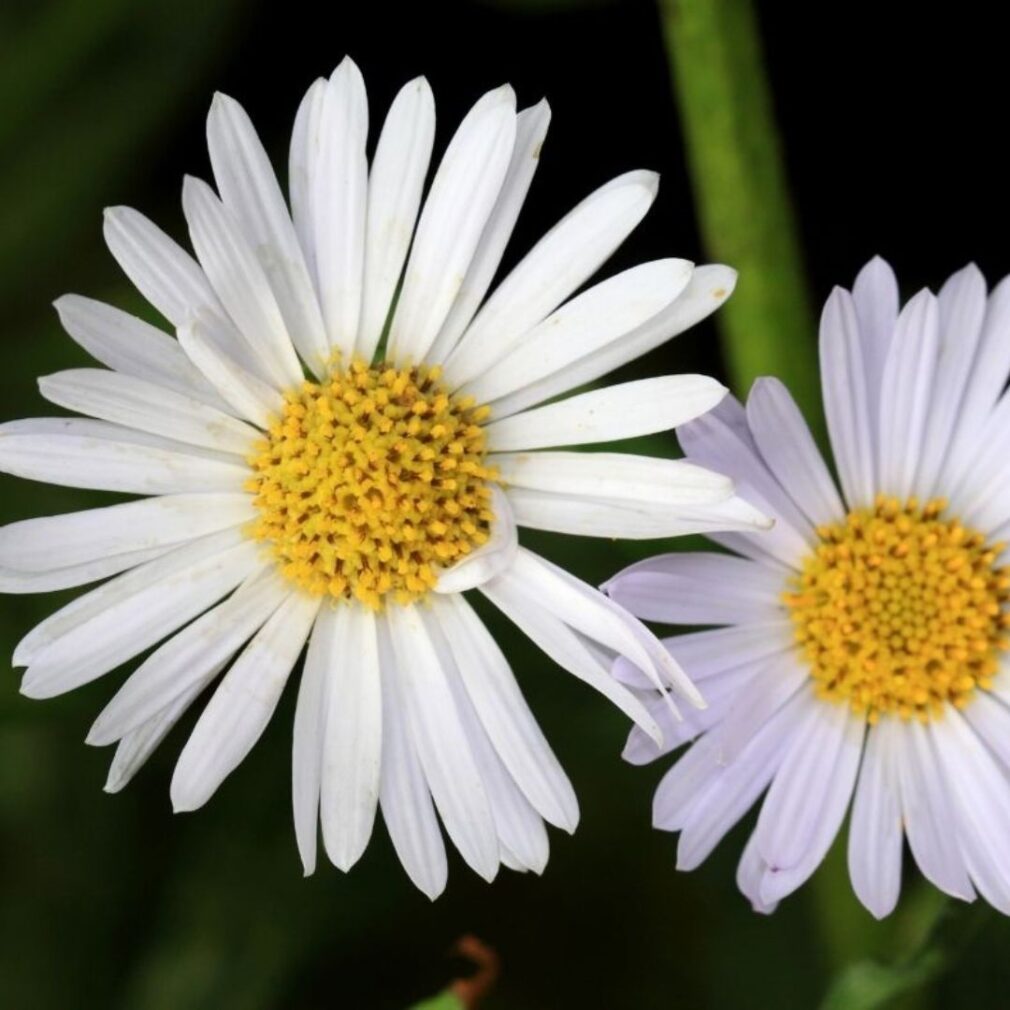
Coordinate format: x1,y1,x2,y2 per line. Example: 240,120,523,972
819,894,989,1010
659,0,821,429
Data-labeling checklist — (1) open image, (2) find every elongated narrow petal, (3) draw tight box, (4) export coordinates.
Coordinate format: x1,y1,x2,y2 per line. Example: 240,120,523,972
39,368,259,454
171,592,320,812
386,604,499,882
54,294,227,409
485,375,725,452
444,169,659,387
87,570,289,746
182,176,302,388
376,615,448,900
461,259,692,406
428,100,551,363
387,86,517,364
22,540,262,699
0,426,248,495
318,606,383,873
357,77,436,362
312,58,369,358
178,320,283,429
0,493,254,572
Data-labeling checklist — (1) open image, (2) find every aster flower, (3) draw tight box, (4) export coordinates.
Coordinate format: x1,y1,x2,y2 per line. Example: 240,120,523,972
606,256,1010,917
0,58,766,898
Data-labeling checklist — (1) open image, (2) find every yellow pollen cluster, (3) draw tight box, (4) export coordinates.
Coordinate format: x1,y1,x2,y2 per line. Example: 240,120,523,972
246,360,496,609
784,495,1010,722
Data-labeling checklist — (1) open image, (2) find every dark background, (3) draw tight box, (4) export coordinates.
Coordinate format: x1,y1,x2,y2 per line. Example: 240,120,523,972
2,1,1009,1007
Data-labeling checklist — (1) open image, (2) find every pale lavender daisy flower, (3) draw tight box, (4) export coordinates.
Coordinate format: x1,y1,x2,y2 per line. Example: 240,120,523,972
606,257,1010,917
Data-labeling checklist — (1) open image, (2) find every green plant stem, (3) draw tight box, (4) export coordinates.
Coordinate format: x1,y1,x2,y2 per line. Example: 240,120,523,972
819,895,990,1010
658,0,822,430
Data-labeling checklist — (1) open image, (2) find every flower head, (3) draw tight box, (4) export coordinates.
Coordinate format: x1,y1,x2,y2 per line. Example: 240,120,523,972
606,256,1010,917
0,58,764,897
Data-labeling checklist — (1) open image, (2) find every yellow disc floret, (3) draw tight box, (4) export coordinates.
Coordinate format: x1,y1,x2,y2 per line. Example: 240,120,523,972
784,495,1010,722
246,360,496,609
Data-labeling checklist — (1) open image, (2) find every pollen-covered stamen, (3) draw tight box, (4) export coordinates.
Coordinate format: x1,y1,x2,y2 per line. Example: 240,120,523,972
246,360,497,609
784,495,1010,722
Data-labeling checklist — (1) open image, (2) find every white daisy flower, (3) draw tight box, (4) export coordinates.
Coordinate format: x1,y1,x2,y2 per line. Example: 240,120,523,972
0,58,766,898
605,255,1010,918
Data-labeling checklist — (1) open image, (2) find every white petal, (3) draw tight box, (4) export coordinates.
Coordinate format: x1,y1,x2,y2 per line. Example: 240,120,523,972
357,76,436,363
475,263,736,419
376,614,447,900
877,290,939,500
434,484,517,593
506,547,686,702
102,205,253,370
54,294,227,409
171,591,319,812
387,85,517,365
207,92,329,374
0,545,173,595
746,377,844,526
317,605,383,873
312,58,369,358
913,264,987,498
428,100,552,364
87,569,289,746
820,287,876,508
380,614,496,881
289,77,326,280
22,539,262,699
182,175,302,387
851,255,899,447
386,603,499,882
426,607,550,874
178,319,283,428
12,528,247,667
848,720,902,919
104,679,208,794
494,450,731,507
461,259,692,407
39,368,259,454
0,426,248,495
962,689,1010,772
894,718,975,900
443,169,659,388
943,273,1010,476
506,486,770,540
603,551,784,626
430,593,577,831
485,375,726,452
290,603,328,875
932,708,1010,912
0,493,254,572
480,562,662,744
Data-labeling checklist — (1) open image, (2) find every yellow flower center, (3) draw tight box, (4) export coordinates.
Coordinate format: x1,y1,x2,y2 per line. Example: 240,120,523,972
246,361,496,610
784,495,1010,722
